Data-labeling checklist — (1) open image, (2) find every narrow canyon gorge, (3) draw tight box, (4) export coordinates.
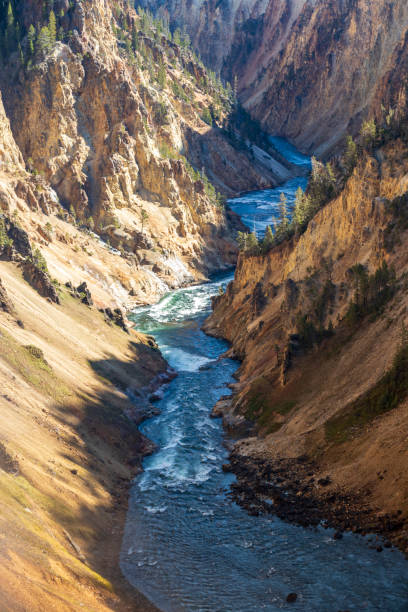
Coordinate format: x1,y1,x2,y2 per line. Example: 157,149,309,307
0,0,408,610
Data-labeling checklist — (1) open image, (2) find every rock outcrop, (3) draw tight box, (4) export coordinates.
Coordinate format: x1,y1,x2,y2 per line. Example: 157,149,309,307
204,136,408,551
22,260,60,304
147,0,408,156
0,0,294,310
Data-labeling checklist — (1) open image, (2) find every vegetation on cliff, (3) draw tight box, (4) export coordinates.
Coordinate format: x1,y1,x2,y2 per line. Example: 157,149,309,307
205,111,408,551
326,327,408,444
238,102,408,256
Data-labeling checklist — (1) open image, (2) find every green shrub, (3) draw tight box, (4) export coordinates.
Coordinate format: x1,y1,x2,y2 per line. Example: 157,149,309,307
344,261,396,325
32,248,49,273
326,329,408,443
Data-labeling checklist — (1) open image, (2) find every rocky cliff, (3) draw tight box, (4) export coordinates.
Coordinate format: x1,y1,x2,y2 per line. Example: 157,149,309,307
136,0,269,74
146,0,408,156
205,134,408,551
0,0,292,310
0,1,294,609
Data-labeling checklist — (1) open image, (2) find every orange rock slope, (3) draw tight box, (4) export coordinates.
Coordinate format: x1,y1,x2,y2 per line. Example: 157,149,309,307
205,138,408,550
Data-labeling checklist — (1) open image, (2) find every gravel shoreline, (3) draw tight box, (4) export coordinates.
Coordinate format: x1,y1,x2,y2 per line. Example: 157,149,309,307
224,450,408,557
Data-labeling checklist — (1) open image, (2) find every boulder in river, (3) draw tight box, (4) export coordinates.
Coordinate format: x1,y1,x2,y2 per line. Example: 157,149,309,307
286,592,298,603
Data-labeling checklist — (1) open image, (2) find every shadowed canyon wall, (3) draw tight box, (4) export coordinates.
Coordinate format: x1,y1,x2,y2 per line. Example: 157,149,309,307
144,0,408,156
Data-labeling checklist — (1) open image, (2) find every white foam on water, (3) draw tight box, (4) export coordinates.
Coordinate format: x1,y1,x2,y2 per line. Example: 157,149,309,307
146,448,179,474
154,458,214,487
131,269,234,331
145,505,167,514
162,428,184,449
166,348,212,372
137,474,157,492
198,508,214,517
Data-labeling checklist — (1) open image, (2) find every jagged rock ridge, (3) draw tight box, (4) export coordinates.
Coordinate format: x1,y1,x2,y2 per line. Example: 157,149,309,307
0,0,290,307
145,0,408,156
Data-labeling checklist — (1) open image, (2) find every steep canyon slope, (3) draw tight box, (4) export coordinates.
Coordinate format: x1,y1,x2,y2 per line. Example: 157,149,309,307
145,0,408,156
0,0,288,609
205,129,408,551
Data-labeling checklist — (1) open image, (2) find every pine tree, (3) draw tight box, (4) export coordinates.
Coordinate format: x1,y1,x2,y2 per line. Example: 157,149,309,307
360,119,377,149
246,231,259,254
233,75,238,102
7,3,14,32
18,41,23,65
293,186,307,229
237,231,248,251
48,10,56,44
131,25,138,52
309,156,336,207
157,61,166,89
36,25,51,57
276,192,289,239
182,31,190,49
27,24,35,57
262,225,274,252
173,27,181,46
5,2,15,54
343,135,357,175
326,162,335,184
140,207,148,232
125,36,132,59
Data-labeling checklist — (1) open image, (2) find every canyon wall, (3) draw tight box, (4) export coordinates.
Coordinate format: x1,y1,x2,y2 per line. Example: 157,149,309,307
0,0,291,310
204,136,408,549
241,0,408,156
145,0,408,156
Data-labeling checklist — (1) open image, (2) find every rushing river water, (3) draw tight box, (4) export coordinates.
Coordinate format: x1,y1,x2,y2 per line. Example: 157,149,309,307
121,141,408,611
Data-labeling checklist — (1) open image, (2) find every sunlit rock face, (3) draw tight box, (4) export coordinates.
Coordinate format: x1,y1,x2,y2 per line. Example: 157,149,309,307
1,0,284,305
144,0,408,155
136,0,269,73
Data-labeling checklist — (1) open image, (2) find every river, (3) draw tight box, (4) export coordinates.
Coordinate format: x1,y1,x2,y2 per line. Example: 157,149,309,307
120,140,408,611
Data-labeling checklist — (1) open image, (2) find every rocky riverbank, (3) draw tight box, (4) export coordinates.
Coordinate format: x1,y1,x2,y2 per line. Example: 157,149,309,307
224,450,408,556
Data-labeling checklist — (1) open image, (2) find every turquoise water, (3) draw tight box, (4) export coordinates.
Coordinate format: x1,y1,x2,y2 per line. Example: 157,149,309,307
227,138,311,236
120,142,408,612
269,136,312,168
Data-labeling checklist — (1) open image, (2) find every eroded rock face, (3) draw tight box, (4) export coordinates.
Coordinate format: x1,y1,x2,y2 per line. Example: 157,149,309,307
148,0,408,155
1,0,289,298
22,261,60,304
204,138,408,541
1,217,32,259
